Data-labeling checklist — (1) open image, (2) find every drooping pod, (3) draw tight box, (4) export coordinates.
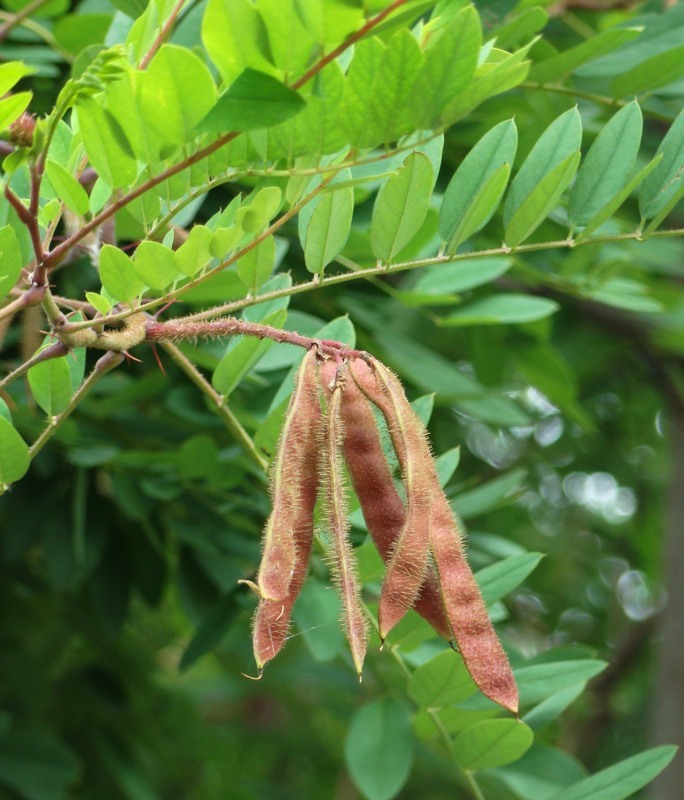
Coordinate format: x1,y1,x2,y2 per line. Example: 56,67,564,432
331,359,451,640
319,361,369,678
428,491,519,715
348,358,433,641
250,349,322,670
351,357,518,714
257,347,321,601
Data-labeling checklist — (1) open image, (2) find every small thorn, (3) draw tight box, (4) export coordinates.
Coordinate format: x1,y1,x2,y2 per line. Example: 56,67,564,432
123,350,143,364
150,343,166,375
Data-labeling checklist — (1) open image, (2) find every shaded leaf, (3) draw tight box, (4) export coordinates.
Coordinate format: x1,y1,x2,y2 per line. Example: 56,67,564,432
453,720,534,771
0,417,30,487
345,698,414,800
408,650,477,708
549,746,677,800
440,294,560,326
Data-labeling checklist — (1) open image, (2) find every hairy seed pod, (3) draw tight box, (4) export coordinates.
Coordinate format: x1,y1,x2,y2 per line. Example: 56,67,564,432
351,359,518,713
257,347,321,601
428,491,519,715
325,359,451,639
320,363,369,678
349,358,433,640
251,350,322,670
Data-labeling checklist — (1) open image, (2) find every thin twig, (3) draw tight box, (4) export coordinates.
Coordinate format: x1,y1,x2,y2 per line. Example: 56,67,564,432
4,185,45,275
0,340,69,394
0,0,52,40
138,0,187,69
159,341,269,473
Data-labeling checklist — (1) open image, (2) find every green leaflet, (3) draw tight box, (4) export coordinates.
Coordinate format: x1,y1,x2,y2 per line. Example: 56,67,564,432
440,294,560,326
368,29,424,144
344,698,414,800
133,241,181,291
453,720,534,771
488,6,548,49
99,244,144,304
303,185,354,274
516,660,607,706
611,43,684,97
105,69,160,165
639,105,684,221
569,101,642,227
236,236,276,292
76,97,137,189
0,225,22,301
408,651,477,708
28,355,73,416
440,118,518,248
268,63,347,161
370,152,433,262
407,257,513,303
505,150,581,247
0,418,30,488
548,746,677,800
0,92,32,132
576,154,662,242
528,28,642,83
0,61,33,96
440,41,533,125
139,45,216,148
235,186,282,233
504,107,582,228
202,0,274,84
176,226,214,278
53,14,110,56
293,0,363,45
45,160,89,216
476,553,544,605
256,0,316,77
199,70,306,134
446,163,510,253
412,6,482,130
339,31,424,148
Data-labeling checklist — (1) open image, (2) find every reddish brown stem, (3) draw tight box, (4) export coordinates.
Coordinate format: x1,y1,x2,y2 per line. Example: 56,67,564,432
145,317,368,360
4,184,45,283
138,0,186,69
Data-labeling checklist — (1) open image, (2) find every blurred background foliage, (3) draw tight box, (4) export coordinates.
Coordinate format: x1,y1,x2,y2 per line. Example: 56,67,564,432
1,0,683,797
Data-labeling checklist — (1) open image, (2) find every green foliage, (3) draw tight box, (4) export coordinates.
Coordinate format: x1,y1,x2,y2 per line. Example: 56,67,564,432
0,0,683,798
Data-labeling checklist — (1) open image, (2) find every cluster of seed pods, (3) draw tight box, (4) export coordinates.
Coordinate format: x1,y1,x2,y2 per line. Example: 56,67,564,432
247,347,519,715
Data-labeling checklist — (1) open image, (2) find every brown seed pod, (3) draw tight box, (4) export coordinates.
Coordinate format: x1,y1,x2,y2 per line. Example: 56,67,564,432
251,349,322,670
349,358,433,641
257,347,321,601
350,358,518,714
319,364,369,678
329,359,451,640
428,492,519,715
